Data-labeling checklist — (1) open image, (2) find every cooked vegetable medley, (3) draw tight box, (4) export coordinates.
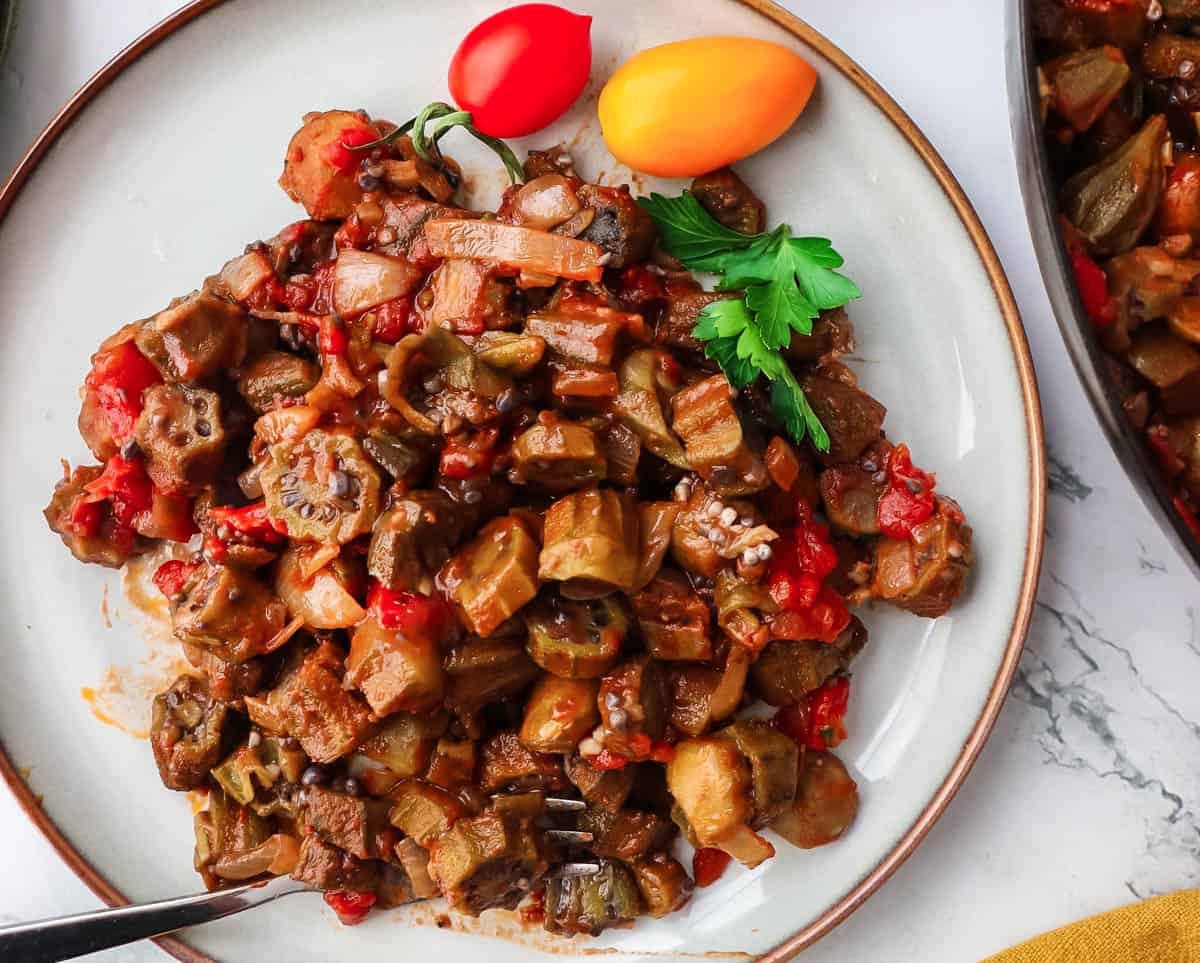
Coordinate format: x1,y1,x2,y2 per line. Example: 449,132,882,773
44,105,973,934
1035,0,1200,540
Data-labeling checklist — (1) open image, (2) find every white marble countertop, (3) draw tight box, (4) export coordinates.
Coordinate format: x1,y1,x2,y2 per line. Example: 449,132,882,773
3,2,1198,961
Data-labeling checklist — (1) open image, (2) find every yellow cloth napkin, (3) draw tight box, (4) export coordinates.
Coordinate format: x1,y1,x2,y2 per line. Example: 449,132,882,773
983,890,1200,962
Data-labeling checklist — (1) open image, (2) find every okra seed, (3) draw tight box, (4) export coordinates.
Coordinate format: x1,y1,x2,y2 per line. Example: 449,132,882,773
300,765,329,786
247,730,262,748
719,507,737,525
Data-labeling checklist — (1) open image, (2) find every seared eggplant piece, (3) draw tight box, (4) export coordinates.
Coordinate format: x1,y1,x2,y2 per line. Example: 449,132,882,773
577,183,655,267
771,751,859,849
290,835,380,893
655,287,731,353
135,292,248,383
667,664,723,738
751,616,868,706
799,375,886,465
428,809,548,914
631,569,713,661
872,496,973,618
564,753,636,812
368,490,462,593
150,674,229,791
1127,326,1200,416
525,592,627,678
519,675,600,753
631,853,694,918
691,167,766,235
181,642,265,704
444,637,541,713
714,719,799,827
544,860,643,935
1043,46,1130,132
612,348,689,467
360,711,450,780
303,784,384,859
170,563,288,663
578,806,675,861
539,488,638,598
441,514,541,637
425,737,478,789
479,730,567,792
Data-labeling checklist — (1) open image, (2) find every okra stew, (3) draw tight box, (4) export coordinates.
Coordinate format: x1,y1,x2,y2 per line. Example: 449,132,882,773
44,108,973,934
1035,0,1200,539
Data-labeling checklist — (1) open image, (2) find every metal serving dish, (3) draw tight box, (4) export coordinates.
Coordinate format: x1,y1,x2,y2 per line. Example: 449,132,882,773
1007,0,1200,575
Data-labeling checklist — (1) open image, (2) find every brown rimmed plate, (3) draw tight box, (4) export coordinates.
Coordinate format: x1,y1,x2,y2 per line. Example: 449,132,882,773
0,0,1043,959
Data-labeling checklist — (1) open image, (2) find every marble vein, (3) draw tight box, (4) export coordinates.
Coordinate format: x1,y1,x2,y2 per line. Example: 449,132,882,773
1046,451,1094,502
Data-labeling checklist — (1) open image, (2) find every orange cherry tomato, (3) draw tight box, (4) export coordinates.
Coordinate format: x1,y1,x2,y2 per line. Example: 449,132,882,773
598,36,817,178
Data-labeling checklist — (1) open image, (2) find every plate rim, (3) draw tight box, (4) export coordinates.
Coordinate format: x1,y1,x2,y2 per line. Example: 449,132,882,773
0,1,1045,960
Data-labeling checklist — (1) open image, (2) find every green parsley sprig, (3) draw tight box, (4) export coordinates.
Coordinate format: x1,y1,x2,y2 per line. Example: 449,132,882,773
637,191,862,452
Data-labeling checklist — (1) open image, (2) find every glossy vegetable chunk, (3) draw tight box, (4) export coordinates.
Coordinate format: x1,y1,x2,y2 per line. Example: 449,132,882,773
519,675,600,753
279,109,376,221
872,496,973,618
612,349,688,466
347,614,445,716
539,488,638,598
290,835,380,893
150,674,228,791
388,780,464,846
631,853,694,918
479,730,567,792
1127,327,1200,415
771,750,858,849
799,375,886,464
134,384,226,493
543,861,643,935
135,293,248,383
576,183,655,268
1061,114,1167,257
510,417,607,489
304,784,382,859
525,592,627,678
238,351,320,414
691,167,766,235
564,753,636,812
441,514,541,637
631,569,713,661
262,430,381,545
428,809,548,914
596,656,668,758
671,374,767,493
361,711,450,780
750,616,867,706
1043,46,1130,132
368,491,463,593
444,637,540,713
714,719,799,826
170,563,288,663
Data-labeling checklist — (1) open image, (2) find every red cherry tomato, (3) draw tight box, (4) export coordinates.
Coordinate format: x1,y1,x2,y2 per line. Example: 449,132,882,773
448,4,592,138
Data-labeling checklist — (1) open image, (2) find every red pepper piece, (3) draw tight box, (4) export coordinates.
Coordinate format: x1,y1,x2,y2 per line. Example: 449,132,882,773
208,501,287,543
439,428,499,480
373,297,416,343
367,581,454,642
1069,250,1117,328
318,315,349,357
692,848,732,888
152,560,200,599
318,126,377,174
649,741,676,764
877,444,937,540
82,455,154,528
84,342,162,444
323,890,377,926
773,676,851,751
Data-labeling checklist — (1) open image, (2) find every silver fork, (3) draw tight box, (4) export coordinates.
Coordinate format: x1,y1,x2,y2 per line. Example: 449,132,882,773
0,797,598,961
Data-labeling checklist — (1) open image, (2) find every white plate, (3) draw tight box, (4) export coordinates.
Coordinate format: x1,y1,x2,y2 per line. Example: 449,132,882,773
0,1,1043,959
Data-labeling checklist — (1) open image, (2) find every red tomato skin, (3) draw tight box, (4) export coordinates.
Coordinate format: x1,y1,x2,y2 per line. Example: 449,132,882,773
693,848,732,887
448,4,593,137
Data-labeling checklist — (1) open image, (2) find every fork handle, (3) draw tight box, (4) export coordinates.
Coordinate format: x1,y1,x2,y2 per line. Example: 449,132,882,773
0,876,306,961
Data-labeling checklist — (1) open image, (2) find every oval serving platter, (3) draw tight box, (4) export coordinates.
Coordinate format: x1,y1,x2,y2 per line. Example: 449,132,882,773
0,1,1043,960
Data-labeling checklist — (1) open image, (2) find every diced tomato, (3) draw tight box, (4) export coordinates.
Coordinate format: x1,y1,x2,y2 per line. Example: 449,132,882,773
308,261,339,316
439,429,499,479
68,498,103,539
367,581,454,642
373,297,416,343
318,315,349,357
618,264,665,307
768,570,822,612
268,277,316,312
766,499,849,643
877,444,936,540
323,890,377,926
153,560,200,599
808,677,851,750
208,501,287,543
1147,425,1185,479
692,848,732,888
649,741,676,764
775,677,851,751
1069,250,1117,328
590,748,631,771
334,215,371,251
84,342,162,444
277,221,308,246
318,126,376,174
82,455,153,527
203,534,228,564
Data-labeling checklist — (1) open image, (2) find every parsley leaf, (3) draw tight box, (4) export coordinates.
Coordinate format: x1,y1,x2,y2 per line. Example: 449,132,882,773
642,191,862,453
636,192,758,262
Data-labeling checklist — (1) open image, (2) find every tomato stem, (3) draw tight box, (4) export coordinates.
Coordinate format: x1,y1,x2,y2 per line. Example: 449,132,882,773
347,100,526,185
